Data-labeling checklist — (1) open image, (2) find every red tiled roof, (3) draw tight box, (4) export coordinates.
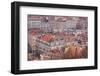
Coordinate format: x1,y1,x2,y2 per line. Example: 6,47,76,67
40,34,54,42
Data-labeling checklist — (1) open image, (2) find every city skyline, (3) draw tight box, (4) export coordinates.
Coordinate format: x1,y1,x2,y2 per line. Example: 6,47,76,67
27,15,88,61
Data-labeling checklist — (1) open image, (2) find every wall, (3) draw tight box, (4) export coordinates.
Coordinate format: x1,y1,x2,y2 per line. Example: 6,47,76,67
0,0,99,76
